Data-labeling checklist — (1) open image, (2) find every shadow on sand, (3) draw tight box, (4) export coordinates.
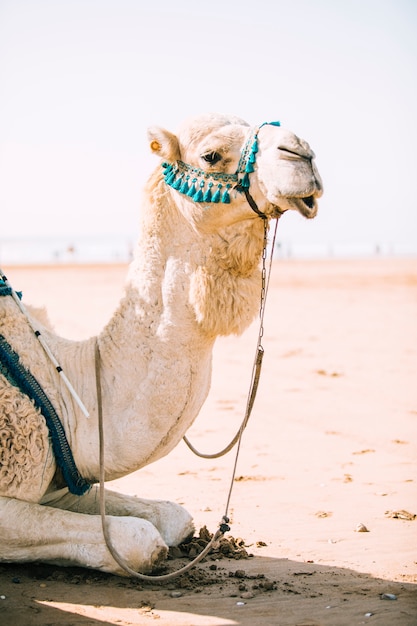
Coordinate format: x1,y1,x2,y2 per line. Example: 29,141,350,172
0,555,416,626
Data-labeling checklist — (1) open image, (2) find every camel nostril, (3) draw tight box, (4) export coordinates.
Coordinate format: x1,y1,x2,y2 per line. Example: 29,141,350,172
278,147,301,158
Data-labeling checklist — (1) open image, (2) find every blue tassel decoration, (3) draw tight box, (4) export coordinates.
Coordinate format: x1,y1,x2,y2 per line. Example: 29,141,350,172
187,178,197,197
165,170,177,186
162,162,172,176
203,182,213,202
245,162,254,173
172,174,183,190
193,181,205,202
180,175,190,194
212,184,222,203
222,184,231,204
241,172,250,188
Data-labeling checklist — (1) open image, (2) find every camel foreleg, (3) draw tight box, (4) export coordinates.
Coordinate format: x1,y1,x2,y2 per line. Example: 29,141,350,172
0,495,168,576
43,486,195,547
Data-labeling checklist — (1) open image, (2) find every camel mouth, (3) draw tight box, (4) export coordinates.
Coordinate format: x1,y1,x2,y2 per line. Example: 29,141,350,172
285,195,318,219
302,195,315,210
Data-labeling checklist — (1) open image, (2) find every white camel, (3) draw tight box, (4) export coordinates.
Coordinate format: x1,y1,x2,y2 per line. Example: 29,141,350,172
0,113,322,576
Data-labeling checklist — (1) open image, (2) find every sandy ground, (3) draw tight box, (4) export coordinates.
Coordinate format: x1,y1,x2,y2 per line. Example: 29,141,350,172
0,257,416,626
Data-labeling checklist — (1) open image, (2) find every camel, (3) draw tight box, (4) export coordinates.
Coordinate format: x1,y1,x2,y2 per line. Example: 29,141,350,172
0,113,322,576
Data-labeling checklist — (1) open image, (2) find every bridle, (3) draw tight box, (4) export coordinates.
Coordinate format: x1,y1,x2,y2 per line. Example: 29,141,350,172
162,121,282,220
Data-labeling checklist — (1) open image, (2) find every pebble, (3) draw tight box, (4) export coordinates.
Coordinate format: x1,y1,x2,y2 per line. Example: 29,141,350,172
170,591,183,598
236,601,245,606
365,612,374,617
240,591,255,599
0,595,6,600
381,593,397,601
355,523,369,533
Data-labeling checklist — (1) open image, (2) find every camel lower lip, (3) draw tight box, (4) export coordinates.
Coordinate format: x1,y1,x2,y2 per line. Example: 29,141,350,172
290,196,317,218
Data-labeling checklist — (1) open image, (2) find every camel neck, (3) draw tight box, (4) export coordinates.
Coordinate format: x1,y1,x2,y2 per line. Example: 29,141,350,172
72,176,266,480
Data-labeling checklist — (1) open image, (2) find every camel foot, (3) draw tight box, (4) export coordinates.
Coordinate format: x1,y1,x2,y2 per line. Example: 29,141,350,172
99,515,169,576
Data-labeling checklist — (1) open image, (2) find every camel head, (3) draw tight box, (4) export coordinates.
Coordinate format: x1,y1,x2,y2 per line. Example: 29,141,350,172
147,113,323,226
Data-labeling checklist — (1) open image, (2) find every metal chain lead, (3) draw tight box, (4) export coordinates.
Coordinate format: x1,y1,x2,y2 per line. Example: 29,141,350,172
183,217,278,460
222,217,278,518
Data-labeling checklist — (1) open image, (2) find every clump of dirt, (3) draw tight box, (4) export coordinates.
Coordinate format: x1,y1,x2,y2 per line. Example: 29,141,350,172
168,526,251,562
147,527,277,594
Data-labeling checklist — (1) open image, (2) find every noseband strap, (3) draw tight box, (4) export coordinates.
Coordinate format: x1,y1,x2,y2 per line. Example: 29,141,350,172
234,184,267,219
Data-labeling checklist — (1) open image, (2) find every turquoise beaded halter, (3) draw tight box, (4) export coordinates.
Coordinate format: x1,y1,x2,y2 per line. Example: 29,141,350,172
162,121,281,205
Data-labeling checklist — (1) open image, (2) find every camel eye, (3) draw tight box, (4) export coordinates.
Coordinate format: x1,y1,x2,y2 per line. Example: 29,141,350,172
201,151,221,165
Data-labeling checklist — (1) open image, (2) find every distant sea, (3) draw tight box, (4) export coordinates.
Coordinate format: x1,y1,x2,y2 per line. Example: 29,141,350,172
0,235,136,265
0,235,416,265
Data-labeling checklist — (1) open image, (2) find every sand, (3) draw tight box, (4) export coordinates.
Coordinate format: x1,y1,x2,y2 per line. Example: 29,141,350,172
0,258,416,625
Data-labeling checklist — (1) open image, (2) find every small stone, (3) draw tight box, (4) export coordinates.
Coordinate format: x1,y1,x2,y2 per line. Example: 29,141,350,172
170,591,183,598
381,593,397,600
39,583,47,588
12,578,20,584
139,603,154,613
365,612,374,617
355,523,369,532
234,569,246,578
236,601,245,606
241,591,255,599
0,595,6,600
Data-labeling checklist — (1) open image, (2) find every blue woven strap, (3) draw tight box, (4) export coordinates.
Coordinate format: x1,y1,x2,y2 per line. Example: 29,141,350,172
0,333,91,495
0,278,22,299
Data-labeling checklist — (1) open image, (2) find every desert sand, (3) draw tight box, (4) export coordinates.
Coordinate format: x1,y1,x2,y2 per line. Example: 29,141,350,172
0,257,416,625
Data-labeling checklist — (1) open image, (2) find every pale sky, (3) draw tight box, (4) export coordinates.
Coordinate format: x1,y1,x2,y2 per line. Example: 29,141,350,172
1,0,416,255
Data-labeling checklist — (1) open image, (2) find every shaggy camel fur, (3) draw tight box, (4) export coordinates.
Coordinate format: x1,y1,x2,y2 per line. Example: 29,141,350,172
0,113,322,575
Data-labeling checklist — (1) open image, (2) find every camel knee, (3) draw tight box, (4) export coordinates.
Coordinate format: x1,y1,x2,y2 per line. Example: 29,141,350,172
155,501,194,546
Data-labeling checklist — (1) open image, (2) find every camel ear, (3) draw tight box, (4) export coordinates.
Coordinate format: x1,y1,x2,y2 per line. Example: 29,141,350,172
147,126,181,162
